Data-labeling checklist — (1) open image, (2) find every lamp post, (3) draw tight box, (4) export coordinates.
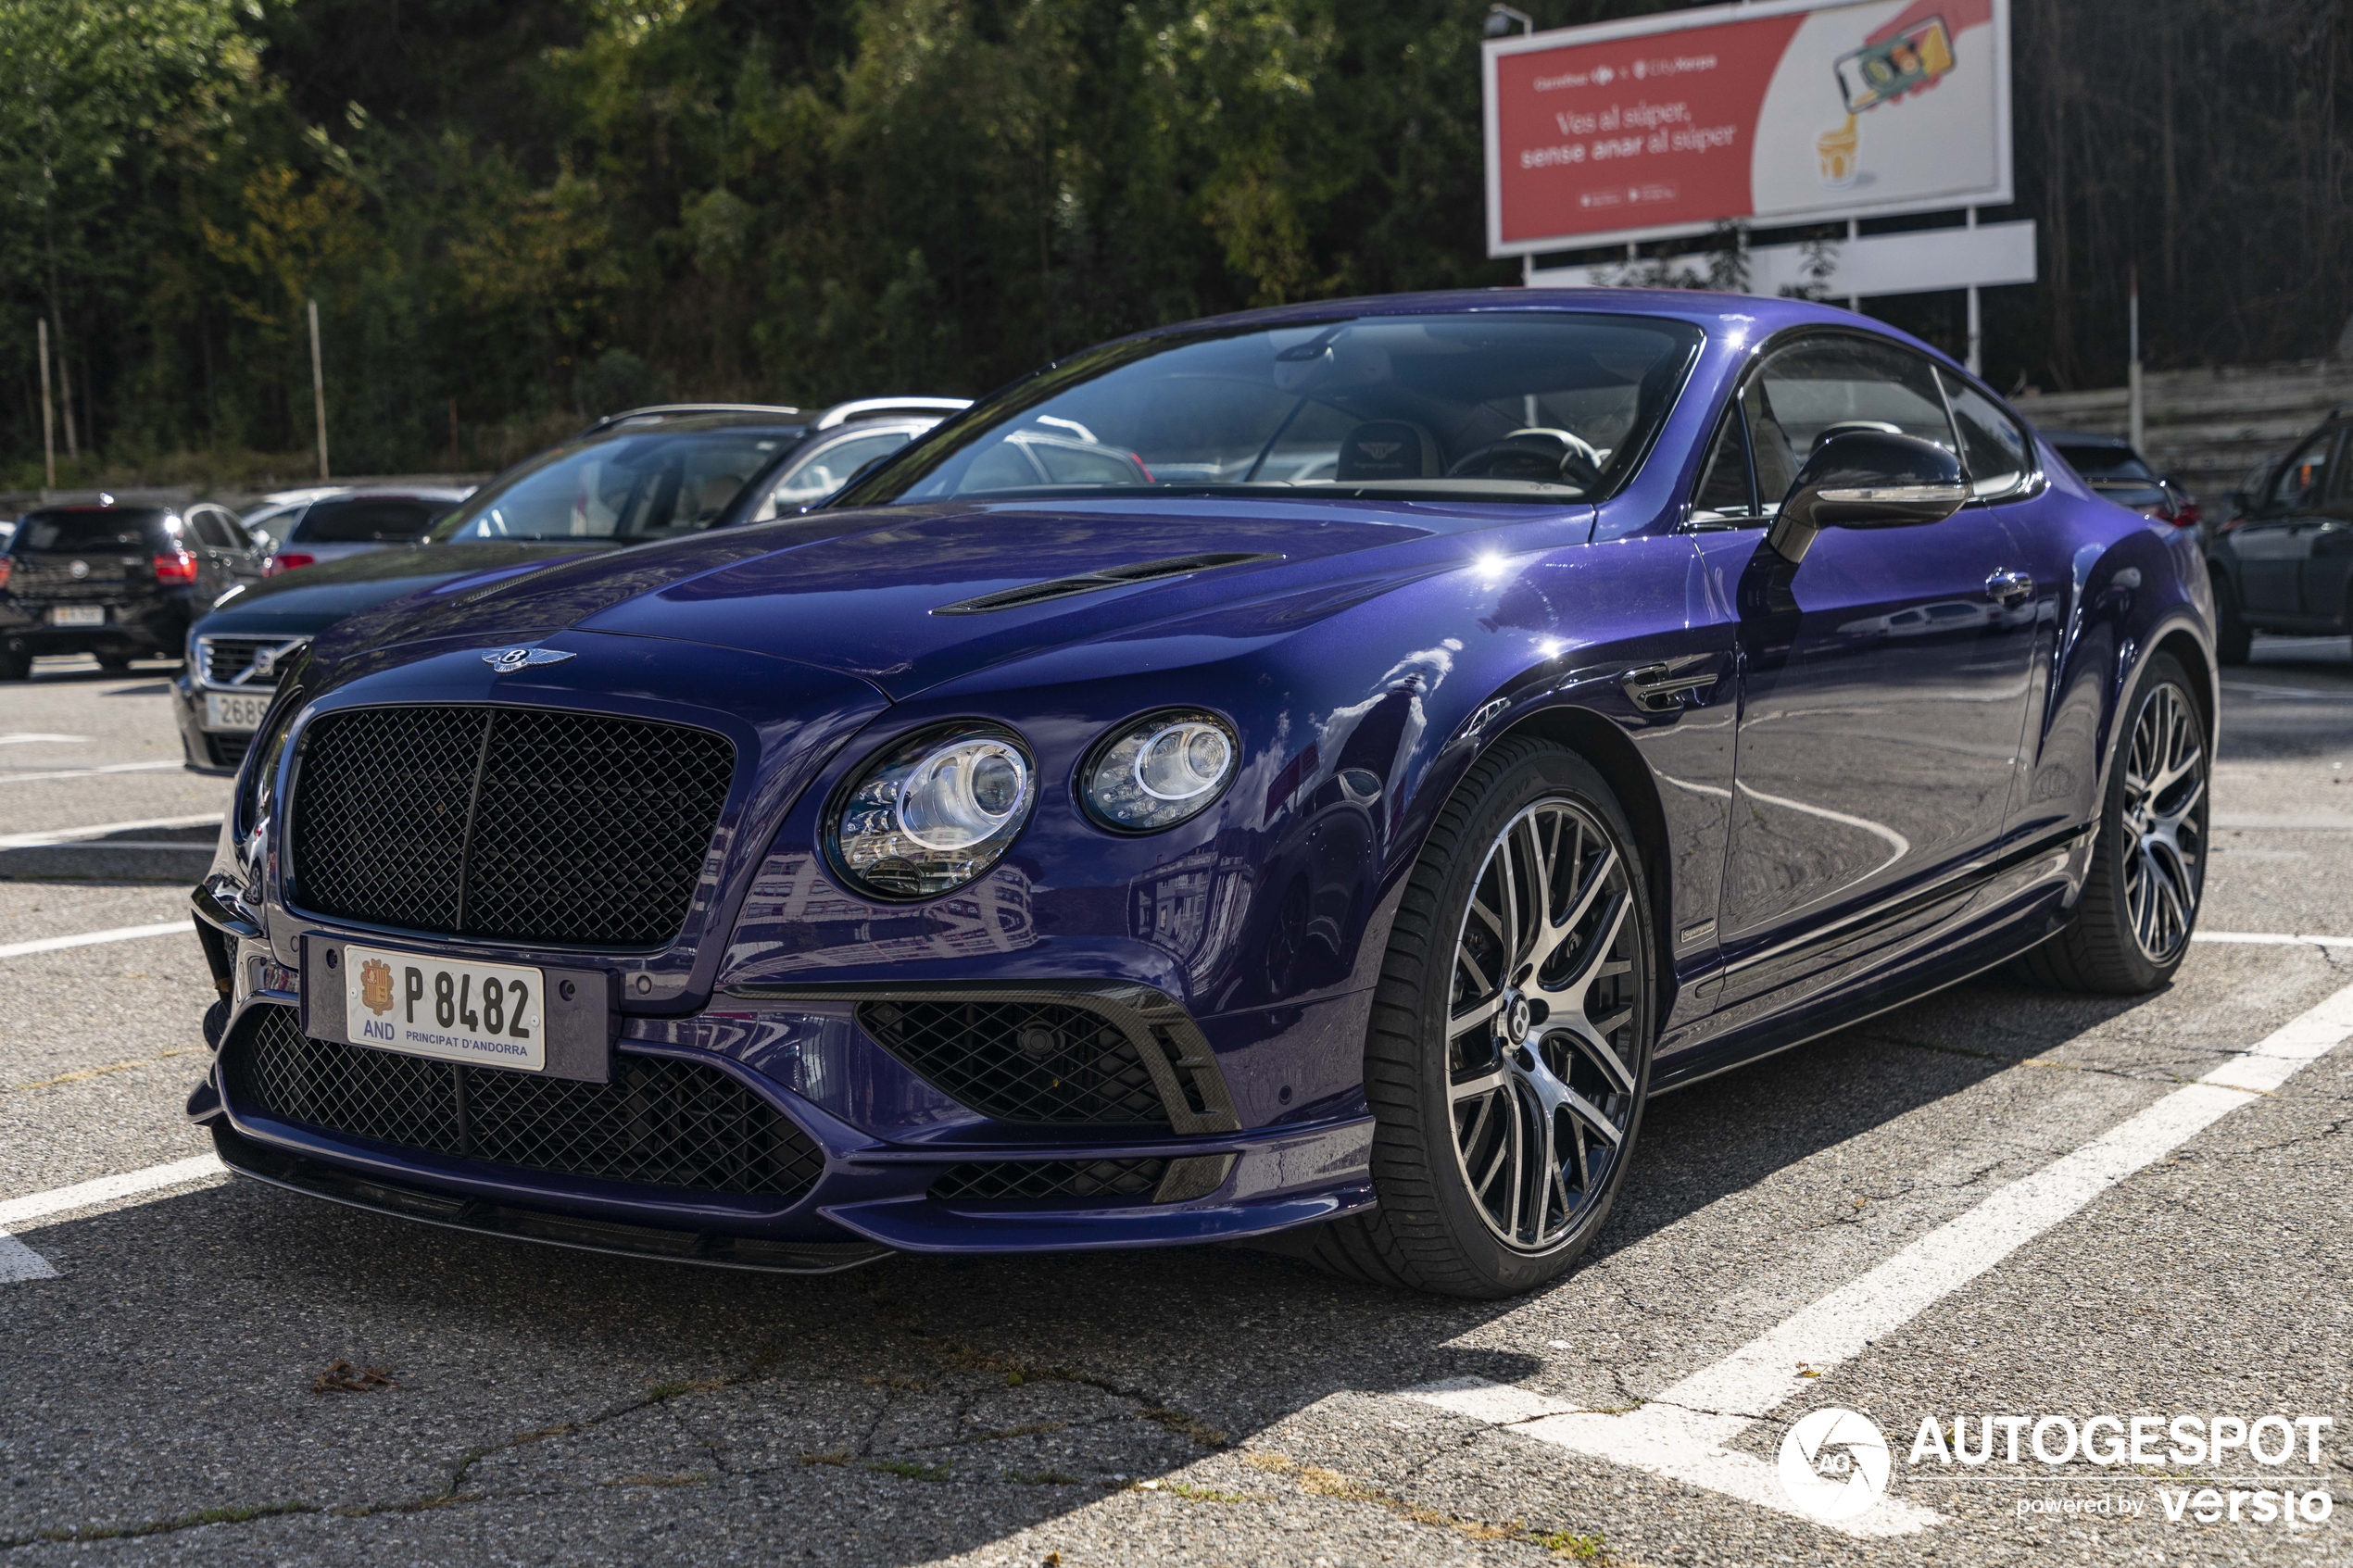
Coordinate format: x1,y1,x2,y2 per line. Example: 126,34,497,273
1484,5,1533,39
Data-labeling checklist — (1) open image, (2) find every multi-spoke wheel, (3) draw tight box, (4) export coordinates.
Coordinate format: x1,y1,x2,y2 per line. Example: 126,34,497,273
1310,739,1655,1298
1447,799,1642,1251
2019,652,2209,994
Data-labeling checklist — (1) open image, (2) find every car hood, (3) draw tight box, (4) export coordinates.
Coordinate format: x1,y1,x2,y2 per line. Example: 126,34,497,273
330,498,1560,699
197,543,603,636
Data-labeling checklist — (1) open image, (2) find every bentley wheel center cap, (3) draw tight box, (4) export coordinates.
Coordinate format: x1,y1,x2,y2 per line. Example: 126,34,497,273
1504,995,1533,1045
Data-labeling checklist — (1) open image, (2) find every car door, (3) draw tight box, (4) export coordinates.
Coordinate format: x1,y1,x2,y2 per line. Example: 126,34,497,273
2301,423,2353,624
2234,427,2338,621
1711,332,2042,1015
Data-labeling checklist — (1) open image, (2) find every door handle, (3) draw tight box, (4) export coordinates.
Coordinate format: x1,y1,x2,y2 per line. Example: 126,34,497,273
1985,569,2034,608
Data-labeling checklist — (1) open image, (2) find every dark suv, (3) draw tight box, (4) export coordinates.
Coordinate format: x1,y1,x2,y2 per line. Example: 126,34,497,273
1,500,263,677
2206,408,2353,662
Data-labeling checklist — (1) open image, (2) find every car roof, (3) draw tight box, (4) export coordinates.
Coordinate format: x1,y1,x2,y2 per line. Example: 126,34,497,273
577,404,806,437
304,486,473,504
2036,429,2136,448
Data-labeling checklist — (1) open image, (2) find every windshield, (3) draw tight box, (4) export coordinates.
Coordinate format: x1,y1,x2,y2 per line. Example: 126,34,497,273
2057,445,2159,484
12,509,171,553
432,428,793,543
840,312,1704,508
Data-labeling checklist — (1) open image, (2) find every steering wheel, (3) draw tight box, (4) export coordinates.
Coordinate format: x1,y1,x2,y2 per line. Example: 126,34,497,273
1446,427,1604,488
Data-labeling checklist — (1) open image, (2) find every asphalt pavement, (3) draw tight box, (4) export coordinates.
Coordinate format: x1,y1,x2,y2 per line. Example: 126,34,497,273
0,640,2347,1567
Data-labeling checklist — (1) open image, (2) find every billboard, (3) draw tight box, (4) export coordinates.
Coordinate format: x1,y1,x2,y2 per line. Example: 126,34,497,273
1482,0,2012,257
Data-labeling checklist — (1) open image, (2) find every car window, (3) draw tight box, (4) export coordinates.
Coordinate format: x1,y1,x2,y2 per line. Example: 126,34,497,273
1939,371,2033,499
1690,405,1755,518
189,508,233,548
2268,429,2337,511
12,509,170,553
292,497,442,545
845,312,1706,507
758,429,917,517
1743,336,1958,513
435,429,789,542
2053,444,2158,484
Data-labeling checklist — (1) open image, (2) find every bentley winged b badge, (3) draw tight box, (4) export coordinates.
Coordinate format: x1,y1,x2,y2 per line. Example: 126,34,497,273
483,646,575,673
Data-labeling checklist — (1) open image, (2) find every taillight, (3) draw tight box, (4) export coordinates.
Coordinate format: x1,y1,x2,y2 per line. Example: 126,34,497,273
262,553,316,577
0,558,11,590
152,549,199,584
2171,500,2203,530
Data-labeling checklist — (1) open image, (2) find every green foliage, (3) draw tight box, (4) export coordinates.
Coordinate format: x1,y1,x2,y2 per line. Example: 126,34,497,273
1,0,2346,478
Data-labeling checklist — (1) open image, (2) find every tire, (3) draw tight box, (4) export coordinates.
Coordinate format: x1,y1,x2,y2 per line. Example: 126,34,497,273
1307,739,1655,1298
95,653,135,674
2213,574,2252,665
2015,652,2208,994
0,648,28,682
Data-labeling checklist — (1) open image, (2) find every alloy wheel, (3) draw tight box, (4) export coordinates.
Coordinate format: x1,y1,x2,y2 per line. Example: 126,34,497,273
1446,798,1643,1251
2120,681,2206,963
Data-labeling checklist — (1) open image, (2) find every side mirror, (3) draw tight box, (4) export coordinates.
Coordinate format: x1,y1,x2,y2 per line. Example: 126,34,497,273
1767,430,1970,565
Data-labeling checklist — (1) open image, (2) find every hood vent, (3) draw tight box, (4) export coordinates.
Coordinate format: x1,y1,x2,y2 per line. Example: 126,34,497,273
932,551,1282,616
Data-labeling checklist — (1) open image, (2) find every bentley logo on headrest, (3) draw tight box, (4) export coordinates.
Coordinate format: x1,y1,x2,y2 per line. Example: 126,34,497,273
1357,442,1403,460
483,646,575,673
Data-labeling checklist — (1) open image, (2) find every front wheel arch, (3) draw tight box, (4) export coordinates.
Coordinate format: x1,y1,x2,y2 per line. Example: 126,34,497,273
1492,705,1680,1024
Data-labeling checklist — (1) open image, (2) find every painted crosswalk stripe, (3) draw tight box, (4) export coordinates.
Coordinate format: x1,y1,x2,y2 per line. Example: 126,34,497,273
1403,973,2353,1537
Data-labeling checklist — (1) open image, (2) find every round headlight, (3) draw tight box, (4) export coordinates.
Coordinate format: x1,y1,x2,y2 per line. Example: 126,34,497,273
1081,710,1239,832
831,725,1036,898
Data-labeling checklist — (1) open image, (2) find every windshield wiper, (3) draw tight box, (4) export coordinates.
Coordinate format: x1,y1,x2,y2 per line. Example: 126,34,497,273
933,551,1283,615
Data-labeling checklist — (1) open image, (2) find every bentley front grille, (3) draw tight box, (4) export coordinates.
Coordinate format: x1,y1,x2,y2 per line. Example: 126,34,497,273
287,704,735,947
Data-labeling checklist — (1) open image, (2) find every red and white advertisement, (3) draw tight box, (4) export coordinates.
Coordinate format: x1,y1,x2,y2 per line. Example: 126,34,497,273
1482,0,2010,256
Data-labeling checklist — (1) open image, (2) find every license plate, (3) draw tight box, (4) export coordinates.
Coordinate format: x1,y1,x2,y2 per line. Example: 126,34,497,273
48,605,104,628
204,690,273,732
340,945,547,1072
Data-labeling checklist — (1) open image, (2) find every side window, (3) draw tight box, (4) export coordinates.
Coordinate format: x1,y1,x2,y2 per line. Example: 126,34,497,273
757,429,915,519
1938,370,2032,499
2269,430,2338,512
1744,335,1959,512
1690,403,1755,518
188,508,233,548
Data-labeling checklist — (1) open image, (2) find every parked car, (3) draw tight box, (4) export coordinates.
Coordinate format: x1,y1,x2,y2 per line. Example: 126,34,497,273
191,295,2211,1297
237,486,346,557
173,400,966,771
1,497,265,677
2040,429,2202,531
262,487,471,576
2203,408,2353,662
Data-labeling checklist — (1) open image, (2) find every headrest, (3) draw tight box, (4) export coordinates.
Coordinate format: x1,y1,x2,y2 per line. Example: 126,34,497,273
1335,420,1428,482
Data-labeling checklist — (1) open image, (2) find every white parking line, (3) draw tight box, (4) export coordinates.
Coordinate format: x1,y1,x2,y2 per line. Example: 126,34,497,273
1404,972,2353,1537
0,922,191,960
0,1155,228,1283
0,760,183,785
0,734,89,745
2196,930,2353,949
0,812,222,849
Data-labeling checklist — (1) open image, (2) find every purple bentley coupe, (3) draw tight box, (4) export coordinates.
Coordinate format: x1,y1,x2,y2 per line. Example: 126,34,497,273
188,292,2213,1298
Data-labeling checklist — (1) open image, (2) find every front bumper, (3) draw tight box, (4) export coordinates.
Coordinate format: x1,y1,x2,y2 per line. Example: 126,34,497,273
190,903,1376,1272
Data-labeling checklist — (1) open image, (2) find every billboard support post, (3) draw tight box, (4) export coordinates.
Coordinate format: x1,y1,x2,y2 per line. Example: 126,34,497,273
2128,266,2145,454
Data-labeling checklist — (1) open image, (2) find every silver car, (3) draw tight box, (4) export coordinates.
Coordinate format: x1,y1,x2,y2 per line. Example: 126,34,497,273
264,486,470,576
